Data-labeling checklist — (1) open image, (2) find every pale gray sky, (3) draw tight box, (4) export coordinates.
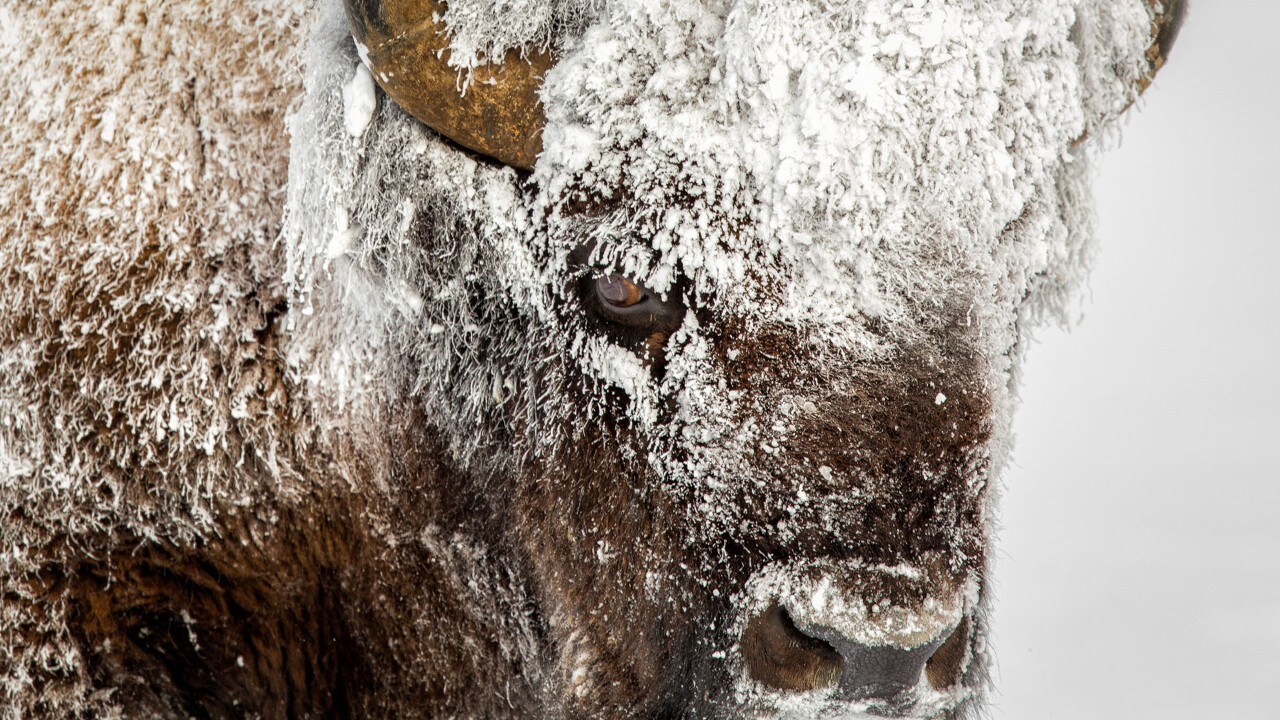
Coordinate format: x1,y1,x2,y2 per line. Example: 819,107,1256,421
993,3,1280,718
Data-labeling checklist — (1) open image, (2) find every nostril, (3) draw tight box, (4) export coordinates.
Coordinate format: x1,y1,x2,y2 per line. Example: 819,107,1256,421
924,615,971,690
742,604,843,692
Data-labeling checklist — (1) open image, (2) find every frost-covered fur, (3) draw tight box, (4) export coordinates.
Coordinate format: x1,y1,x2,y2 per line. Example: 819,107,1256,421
0,0,1165,718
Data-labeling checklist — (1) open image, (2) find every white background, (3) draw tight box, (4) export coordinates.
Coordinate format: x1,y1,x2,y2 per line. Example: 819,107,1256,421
992,3,1280,718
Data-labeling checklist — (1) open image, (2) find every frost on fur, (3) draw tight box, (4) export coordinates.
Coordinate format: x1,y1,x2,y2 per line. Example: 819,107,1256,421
1,0,1175,718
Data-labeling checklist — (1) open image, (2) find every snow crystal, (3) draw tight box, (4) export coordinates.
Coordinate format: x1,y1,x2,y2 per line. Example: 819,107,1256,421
342,62,376,138
440,0,602,69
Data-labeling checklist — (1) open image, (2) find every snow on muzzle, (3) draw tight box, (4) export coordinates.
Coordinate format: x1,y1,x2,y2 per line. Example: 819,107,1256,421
737,561,974,707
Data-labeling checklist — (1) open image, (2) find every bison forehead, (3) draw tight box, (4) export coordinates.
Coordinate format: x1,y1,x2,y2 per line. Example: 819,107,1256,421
533,0,1122,329
281,0,1157,480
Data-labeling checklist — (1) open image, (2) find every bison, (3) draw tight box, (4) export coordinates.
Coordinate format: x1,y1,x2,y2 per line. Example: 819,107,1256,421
0,0,1182,717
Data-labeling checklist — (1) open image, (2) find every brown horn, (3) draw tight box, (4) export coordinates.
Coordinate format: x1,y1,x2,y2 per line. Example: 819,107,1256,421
1139,0,1187,93
343,0,551,170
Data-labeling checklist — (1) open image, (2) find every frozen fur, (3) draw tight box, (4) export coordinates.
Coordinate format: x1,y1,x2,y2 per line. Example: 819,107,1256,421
1,0,1166,718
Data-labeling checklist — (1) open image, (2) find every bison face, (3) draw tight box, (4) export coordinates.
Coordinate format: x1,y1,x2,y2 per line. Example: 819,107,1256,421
287,0,1183,717
518,7,1012,710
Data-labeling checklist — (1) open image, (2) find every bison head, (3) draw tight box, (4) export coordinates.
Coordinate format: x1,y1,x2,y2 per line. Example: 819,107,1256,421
282,0,1184,717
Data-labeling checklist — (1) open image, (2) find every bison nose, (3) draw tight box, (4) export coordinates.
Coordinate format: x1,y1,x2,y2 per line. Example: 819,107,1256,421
742,603,958,701
807,622,950,701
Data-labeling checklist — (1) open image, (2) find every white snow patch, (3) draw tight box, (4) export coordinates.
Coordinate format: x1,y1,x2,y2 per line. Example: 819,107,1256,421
354,40,372,69
0,7,19,53
743,562,968,651
342,63,376,138
327,206,360,259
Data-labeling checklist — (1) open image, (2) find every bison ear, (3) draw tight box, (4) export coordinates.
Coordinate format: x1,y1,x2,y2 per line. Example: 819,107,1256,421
342,0,551,170
1137,0,1187,94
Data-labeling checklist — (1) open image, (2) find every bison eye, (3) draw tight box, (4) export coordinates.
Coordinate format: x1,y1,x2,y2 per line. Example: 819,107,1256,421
584,273,685,338
597,275,645,308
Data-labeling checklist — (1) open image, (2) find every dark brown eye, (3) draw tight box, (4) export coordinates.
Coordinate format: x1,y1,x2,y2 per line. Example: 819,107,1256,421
584,273,685,335
596,275,645,308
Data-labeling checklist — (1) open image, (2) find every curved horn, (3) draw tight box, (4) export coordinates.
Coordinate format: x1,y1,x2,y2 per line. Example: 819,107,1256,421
1139,0,1187,93
343,0,551,170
